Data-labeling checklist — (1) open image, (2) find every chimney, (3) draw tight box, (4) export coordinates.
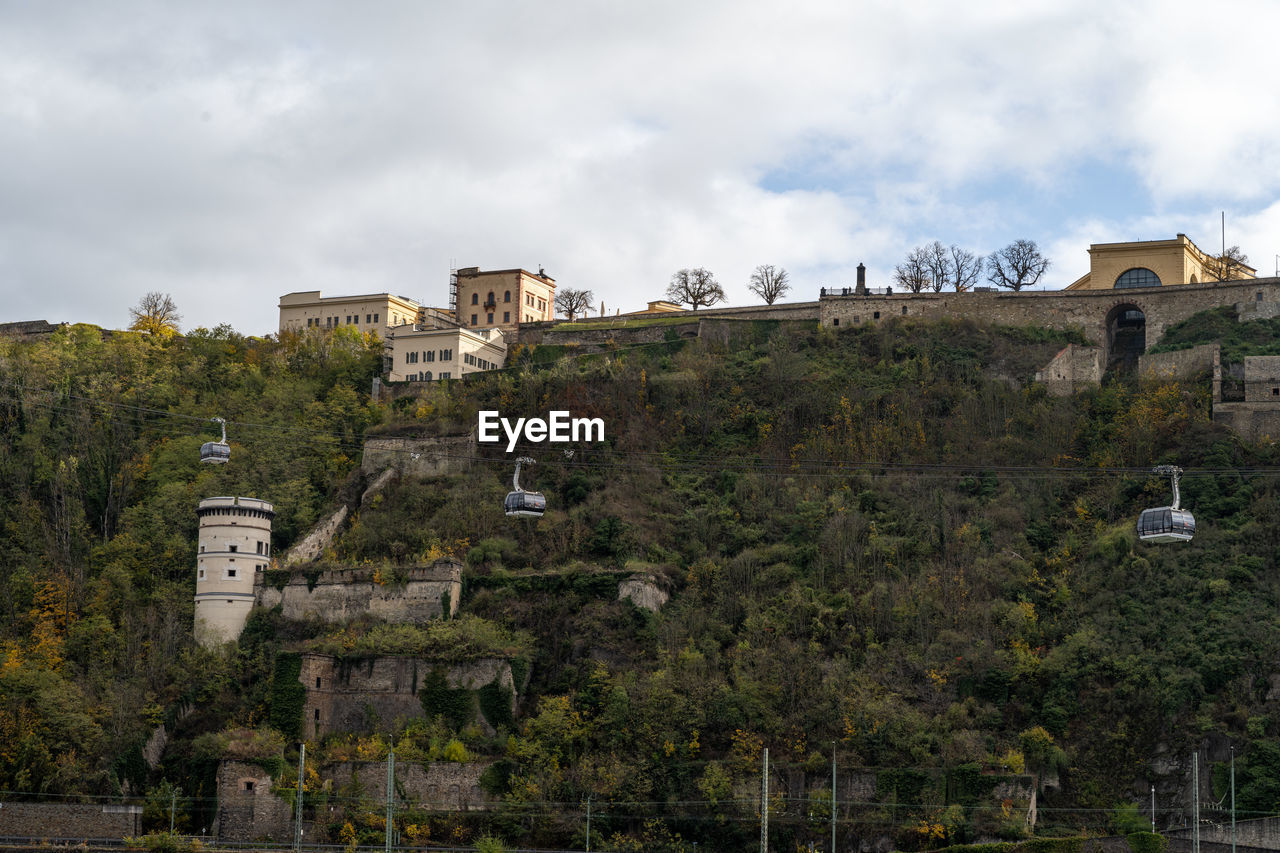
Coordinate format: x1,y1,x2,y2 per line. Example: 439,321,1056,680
856,263,867,295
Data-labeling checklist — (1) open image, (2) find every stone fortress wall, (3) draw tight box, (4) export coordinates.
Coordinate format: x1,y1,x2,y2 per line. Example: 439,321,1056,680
255,560,463,625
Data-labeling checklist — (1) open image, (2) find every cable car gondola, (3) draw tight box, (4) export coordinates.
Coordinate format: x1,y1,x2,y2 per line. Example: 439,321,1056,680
504,456,546,518
1137,465,1195,543
200,416,231,464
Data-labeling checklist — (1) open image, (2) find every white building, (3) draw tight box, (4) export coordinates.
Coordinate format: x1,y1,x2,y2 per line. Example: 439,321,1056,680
194,496,274,647
385,323,507,382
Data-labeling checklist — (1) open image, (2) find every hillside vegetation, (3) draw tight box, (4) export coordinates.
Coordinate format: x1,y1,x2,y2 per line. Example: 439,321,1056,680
2,316,1280,851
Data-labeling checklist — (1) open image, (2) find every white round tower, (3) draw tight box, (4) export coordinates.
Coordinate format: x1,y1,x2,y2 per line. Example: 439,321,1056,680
194,496,275,647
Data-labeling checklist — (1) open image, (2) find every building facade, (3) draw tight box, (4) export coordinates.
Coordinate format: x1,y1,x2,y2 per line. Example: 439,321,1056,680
385,323,507,382
454,267,556,331
1065,234,1256,290
194,496,275,647
278,291,423,336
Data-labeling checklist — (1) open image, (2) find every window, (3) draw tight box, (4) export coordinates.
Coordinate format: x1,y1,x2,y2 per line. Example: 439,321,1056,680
256,541,264,554
373,313,379,323
316,677,322,688
229,544,237,553
314,709,320,721
1273,388,1279,396
244,781,255,792
226,568,237,579
441,349,452,360
198,569,206,580
487,312,494,324
471,293,478,305
426,350,435,362
873,311,881,319
1114,267,1161,289
200,545,205,553
902,306,908,315
471,314,477,325
486,291,495,304
439,372,451,379
504,290,511,302
366,314,372,323
833,318,840,326
504,311,510,323
424,371,432,381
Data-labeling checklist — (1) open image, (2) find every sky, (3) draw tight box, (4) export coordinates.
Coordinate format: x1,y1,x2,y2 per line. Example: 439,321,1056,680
3,0,1280,336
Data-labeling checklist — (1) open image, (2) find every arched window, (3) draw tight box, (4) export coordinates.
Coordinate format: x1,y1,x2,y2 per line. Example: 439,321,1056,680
1190,274,1198,284
471,293,478,305
1115,268,1161,289
424,371,432,381
504,290,511,302
487,291,495,304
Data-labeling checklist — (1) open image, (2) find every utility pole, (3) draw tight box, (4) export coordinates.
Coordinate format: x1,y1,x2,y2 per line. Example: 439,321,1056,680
831,744,837,853
1230,747,1236,853
761,747,769,853
1193,752,1200,853
1150,784,1155,832
385,747,395,853
169,786,178,834
293,744,305,853
586,796,592,852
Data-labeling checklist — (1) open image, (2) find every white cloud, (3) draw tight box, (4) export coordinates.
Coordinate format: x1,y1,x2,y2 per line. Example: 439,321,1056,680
2,0,1279,334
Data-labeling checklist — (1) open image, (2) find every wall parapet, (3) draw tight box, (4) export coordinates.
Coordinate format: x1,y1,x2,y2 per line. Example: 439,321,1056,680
255,559,463,624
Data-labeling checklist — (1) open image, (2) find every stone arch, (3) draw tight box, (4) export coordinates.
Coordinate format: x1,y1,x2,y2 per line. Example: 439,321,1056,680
1105,301,1146,372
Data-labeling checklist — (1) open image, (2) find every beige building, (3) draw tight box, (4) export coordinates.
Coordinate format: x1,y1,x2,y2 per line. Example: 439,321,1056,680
278,290,423,336
1065,234,1256,291
194,496,274,647
385,323,507,382
455,267,556,330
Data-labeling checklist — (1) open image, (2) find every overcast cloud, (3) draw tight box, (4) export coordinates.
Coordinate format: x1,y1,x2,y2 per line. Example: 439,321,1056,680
3,0,1279,335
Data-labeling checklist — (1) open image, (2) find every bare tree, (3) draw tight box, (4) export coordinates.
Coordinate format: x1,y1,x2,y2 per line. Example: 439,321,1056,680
922,241,950,292
893,246,931,293
986,239,1050,290
667,268,725,310
949,245,983,292
128,292,182,336
555,287,595,320
747,264,791,304
1207,245,1251,282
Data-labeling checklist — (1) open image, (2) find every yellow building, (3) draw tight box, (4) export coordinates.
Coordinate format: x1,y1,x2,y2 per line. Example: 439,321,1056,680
278,290,423,335
385,323,507,382
1065,234,1256,290
455,267,556,330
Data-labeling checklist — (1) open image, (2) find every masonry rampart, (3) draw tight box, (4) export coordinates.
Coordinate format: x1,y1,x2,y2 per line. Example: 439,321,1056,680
1035,345,1103,396
1139,343,1220,381
820,279,1280,362
0,801,142,839
300,653,515,738
255,560,462,624
361,435,474,478
214,759,492,842
215,760,293,842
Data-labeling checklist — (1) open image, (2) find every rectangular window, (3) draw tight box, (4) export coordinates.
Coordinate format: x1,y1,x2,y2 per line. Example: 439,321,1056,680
504,311,510,323
873,311,881,320
471,314,477,325
244,781,254,792
366,314,372,323
374,313,379,323
198,569,206,580
833,318,840,326
229,544,238,553
226,569,237,579
440,372,450,379
256,541,264,554
314,709,320,721
316,677,322,688
487,312,494,324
